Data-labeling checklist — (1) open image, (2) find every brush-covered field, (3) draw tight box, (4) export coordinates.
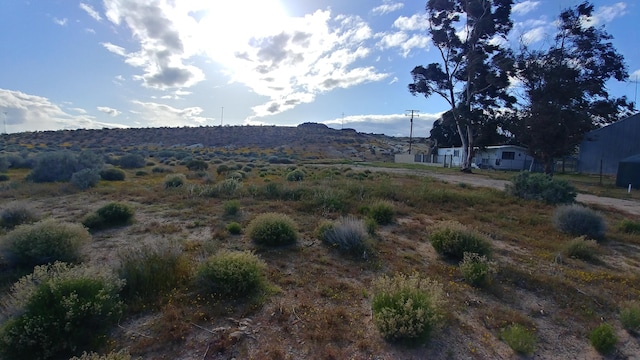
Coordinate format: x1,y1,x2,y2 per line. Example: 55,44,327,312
0,151,639,360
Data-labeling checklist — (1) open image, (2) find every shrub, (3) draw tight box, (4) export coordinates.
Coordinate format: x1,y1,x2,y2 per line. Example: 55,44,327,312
71,168,101,190
223,200,240,216
247,213,298,246
216,164,230,175
0,202,39,229
371,273,444,342
589,323,617,354
499,324,536,355
0,174,9,182
195,250,267,299
429,221,492,260
152,166,172,173
117,239,189,308
69,350,133,360
117,153,146,169
28,151,103,183
226,222,242,235
369,201,395,225
0,219,91,267
216,178,242,197
506,171,576,204
319,217,371,257
0,262,124,360
618,219,640,234
459,252,497,287
553,204,606,240
620,303,640,334
100,167,126,181
164,173,186,188
286,169,305,181
97,202,134,226
562,236,599,262
186,159,208,171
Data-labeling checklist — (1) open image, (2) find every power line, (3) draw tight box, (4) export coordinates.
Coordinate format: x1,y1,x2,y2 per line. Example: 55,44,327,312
405,110,420,154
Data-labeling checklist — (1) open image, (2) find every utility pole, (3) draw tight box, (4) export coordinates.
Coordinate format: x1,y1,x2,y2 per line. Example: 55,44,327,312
405,110,420,154
220,107,224,126
341,112,345,130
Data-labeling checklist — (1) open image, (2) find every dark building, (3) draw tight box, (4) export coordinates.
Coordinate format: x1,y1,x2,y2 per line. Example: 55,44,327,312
578,113,640,175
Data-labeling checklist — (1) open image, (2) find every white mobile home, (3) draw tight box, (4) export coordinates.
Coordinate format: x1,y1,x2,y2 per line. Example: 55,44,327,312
436,145,531,171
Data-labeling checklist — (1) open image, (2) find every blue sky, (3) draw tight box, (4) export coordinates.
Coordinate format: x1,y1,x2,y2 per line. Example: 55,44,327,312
0,0,637,137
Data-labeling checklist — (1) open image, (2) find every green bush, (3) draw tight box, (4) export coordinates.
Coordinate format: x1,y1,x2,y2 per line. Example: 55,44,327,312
589,323,617,354
195,250,267,299
506,171,576,204
429,221,492,260
83,202,134,232
216,178,242,197
0,219,91,267
216,164,230,175
620,303,640,334
553,204,606,240
100,167,126,181
117,240,189,308
286,169,305,181
618,219,640,234
152,166,172,173
369,201,395,225
71,168,101,190
459,252,497,287
28,151,104,183
0,202,39,229
0,262,124,360
372,273,444,342
117,153,145,169
226,222,242,235
223,200,241,216
69,350,133,360
186,159,208,171
164,173,186,188
318,217,371,257
247,213,298,246
562,236,599,262
499,324,536,355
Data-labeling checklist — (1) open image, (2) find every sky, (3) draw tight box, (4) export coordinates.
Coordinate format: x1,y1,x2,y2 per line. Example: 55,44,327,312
0,0,638,137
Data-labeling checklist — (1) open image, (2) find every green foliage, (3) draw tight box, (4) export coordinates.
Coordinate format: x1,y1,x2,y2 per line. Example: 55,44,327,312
0,262,124,360
195,250,267,299
164,173,186,189
186,159,208,171
71,168,101,190
0,219,91,267
152,166,172,173
620,303,640,334
562,236,600,262
499,324,536,355
429,221,492,260
0,202,39,229
100,167,126,181
318,217,371,257
506,172,576,204
589,323,617,354
28,151,104,183
223,200,240,216
216,164,230,175
117,240,189,308
618,219,640,234
459,252,497,287
226,222,242,235
216,178,242,197
371,273,444,342
286,169,305,181
247,213,298,246
369,201,395,225
553,204,606,240
83,202,134,231
69,350,133,360
117,153,146,169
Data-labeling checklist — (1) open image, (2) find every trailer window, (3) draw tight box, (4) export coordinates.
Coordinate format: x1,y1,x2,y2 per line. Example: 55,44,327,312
502,151,515,160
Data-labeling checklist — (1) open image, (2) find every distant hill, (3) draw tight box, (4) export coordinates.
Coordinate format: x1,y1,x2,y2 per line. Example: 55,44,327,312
0,123,433,161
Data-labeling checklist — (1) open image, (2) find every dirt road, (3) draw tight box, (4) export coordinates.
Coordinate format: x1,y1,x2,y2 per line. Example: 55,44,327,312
350,165,640,217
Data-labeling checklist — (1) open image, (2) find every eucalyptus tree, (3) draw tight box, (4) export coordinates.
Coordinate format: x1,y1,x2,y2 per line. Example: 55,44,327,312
409,0,515,172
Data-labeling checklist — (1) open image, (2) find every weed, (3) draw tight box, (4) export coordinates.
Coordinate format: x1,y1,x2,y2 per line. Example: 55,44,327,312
195,250,267,299
0,201,39,229
247,213,298,246
459,252,497,287
0,219,91,267
499,324,536,355
429,221,492,260
589,323,617,354
216,178,242,198
562,236,600,262
620,303,640,334
369,201,395,225
506,171,576,204
164,174,186,189
371,273,444,343
223,200,241,216
553,204,606,241
618,219,640,234
226,222,242,235
69,350,133,360
318,217,371,258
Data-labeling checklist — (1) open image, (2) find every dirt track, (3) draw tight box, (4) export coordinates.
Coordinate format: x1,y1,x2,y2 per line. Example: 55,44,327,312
350,165,640,217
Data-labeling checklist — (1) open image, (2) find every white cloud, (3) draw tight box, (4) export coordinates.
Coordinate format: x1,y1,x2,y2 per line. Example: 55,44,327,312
97,106,121,117
131,100,214,127
582,2,627,27
377,32,429,57
389,77,398,85
101,42,127,56
0,89,126,133
322,112,442,137
393,13,429,31
53,17,67,26
512,1,540,16
522,26,546,44
80,3,102,21
372,2,404,16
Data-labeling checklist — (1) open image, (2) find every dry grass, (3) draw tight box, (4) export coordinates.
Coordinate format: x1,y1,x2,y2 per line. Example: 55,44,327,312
1,157,640,359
